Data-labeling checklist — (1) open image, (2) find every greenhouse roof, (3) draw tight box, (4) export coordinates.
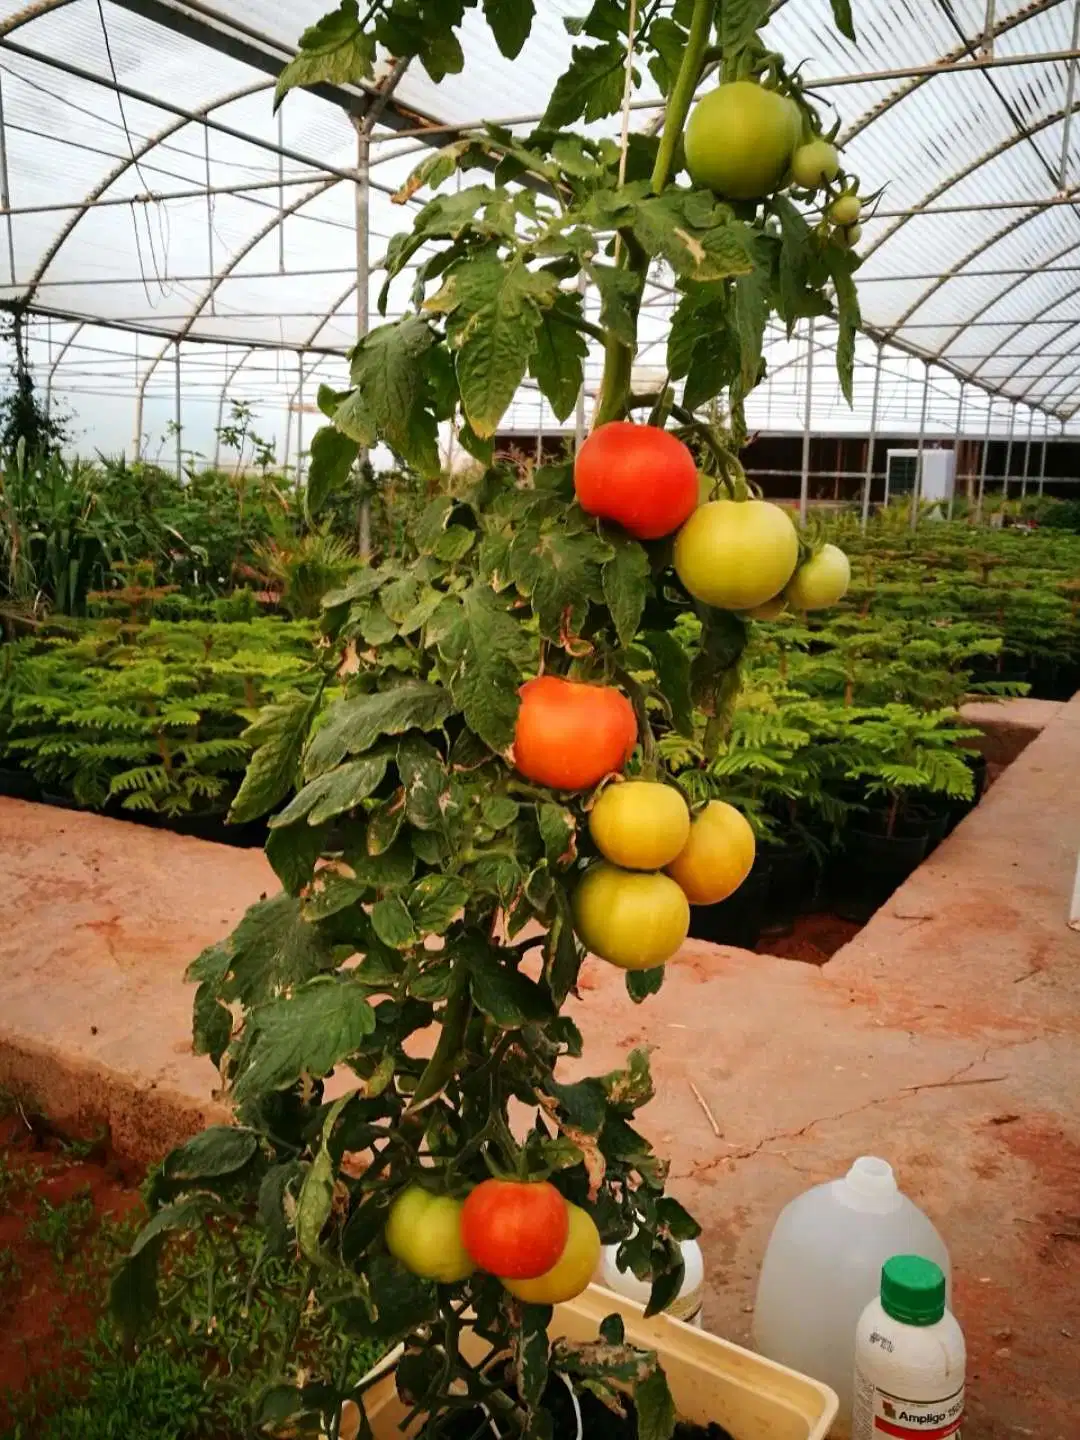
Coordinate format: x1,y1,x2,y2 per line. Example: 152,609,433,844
1,0,1079,458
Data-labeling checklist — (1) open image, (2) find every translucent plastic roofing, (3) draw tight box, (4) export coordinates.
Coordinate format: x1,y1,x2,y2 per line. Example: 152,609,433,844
1,0,1078,461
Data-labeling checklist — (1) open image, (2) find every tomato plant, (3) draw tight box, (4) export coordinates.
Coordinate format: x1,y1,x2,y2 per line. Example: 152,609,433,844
112,3,867,1438
461,1179,570,1279
575,422,698,541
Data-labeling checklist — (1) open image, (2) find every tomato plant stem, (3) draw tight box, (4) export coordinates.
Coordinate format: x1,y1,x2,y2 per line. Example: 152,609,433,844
651,0,713,196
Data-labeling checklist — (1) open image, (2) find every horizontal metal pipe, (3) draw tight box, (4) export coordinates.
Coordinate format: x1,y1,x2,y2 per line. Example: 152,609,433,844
874,193,1080,218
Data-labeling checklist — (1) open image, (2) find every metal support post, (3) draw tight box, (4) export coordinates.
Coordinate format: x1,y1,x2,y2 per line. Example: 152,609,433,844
355,120,372,559
910,363,931,531
976,396,994,525
799,316,815,524
949,380,967,520
1001,405,1016,503
861,342,884,533
1062,0,1080,187
0,73,16,285
174,341,183,480
1038,423,1053,496
1020,408,1035,500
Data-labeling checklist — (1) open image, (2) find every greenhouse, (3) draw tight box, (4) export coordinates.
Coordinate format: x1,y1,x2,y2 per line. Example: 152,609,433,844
0,2,1078,1439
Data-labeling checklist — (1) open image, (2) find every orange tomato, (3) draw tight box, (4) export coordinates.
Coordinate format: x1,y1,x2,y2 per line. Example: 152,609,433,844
514,676,637,792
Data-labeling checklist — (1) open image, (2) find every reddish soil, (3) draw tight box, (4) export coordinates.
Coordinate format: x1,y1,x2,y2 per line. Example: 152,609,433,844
0,1108,143,1421
756,910,861,966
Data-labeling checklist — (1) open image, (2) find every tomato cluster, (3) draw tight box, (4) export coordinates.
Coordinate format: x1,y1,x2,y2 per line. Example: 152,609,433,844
509,419,851,973
385,1180,601,1306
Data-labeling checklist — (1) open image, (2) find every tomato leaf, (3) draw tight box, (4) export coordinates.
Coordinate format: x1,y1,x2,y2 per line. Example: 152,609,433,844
634,1363,677,1440
543,42,627,128
305,683,454,779
827,244,862,406
205,893,337,1008
297,1097,348,1263
588,262,641,348
603,536,651,649
538,803,578,869
371,895,419,949
231,693,322,826
530,298,589,422
720,0,771,53
829,0,857,41
308,427,360,517
274,2,375,108
271,752,392,829
428,260,558,438
544,891,582,1006
160,1128,258,1185
515,1303,551,1410
644,629,695,737
468,943,554,1027
483,0,535,58
411,875,469,935
350,318,441,475
231,980,376,1101
510,526,612,642
398,736,449,830
266,823,328,898
440,586,534,754
625,967,665,1004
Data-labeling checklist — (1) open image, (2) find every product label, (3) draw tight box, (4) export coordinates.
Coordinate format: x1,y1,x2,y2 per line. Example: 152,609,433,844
852,1368,964,1440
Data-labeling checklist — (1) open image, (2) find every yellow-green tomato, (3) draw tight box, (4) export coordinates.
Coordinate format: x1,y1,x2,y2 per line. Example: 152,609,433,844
791,139,840,189
837,223,862,249
830,192,861,227
785,543,852,610
589,781,691,871
384,1187,475,1284
573,863,690,970
666,801,756,907
674,499,800,611
685,82,796,200
502,1204,602,1305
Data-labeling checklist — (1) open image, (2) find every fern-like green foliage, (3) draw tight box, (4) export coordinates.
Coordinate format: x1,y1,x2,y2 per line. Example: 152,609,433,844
0,618,327,818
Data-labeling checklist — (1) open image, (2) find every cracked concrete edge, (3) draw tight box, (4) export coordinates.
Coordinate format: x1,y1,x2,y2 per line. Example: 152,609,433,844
672,1036,1044,1183
0,1027,231,1172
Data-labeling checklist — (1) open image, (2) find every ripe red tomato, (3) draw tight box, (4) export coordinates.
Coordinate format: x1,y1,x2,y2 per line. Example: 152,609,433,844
461,1179,570,1279
514,676,637,792
574,422,698,541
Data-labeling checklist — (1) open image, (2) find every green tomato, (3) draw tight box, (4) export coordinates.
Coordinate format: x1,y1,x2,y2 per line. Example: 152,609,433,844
685,82,797,200
791,139,840,190
784,544,852,611
384,1186,475,1284
830,192,862,227
837,223,863,249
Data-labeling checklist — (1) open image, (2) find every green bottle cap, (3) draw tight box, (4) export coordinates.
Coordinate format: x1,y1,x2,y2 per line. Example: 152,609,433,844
880,1255,947,1327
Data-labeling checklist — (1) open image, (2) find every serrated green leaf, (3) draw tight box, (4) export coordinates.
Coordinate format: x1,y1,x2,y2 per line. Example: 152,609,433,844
589,263,640,348
210,893,337,1007
397,736,448,830
271,752,391,829
468,944,554,1028
161,1128,258,1184
481,794,520,830
626,967,665,1003
483,0,535,57
297,1095,348,1264
308,427,360,516
733,259,771,399
367,795,406,856
231,980,376,1102
510,526,613,641
266,823,328,897
231,693,322,826
538,803,578,869
371,895,418,949
351,318,441,475
305,683,454,779
720,0,770,53
543,41,626,128
635,1365,676,1440
603,538,650,648
644,629,695,736
530,299,589,422
411,874,468,935
440,586,535,753
827,246,861,407
544,891,582,1006
427,260,558,438
275,3,375,108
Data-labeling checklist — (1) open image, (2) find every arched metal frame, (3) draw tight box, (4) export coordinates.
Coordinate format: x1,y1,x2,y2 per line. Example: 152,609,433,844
7,0,1080,447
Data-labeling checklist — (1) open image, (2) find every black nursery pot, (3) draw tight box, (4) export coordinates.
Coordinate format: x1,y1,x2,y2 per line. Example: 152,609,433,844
759,840,819,936
687,856,771,950
0,765,40,802
832,821,929,926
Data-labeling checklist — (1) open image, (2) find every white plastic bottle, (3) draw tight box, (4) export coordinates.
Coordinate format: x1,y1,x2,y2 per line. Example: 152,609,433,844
853,1255,965,1440
599,1238,705,1328
752,1157,950,1432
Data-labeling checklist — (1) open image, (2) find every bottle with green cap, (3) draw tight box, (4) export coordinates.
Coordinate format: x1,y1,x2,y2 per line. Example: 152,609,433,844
852,1255,965,1440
